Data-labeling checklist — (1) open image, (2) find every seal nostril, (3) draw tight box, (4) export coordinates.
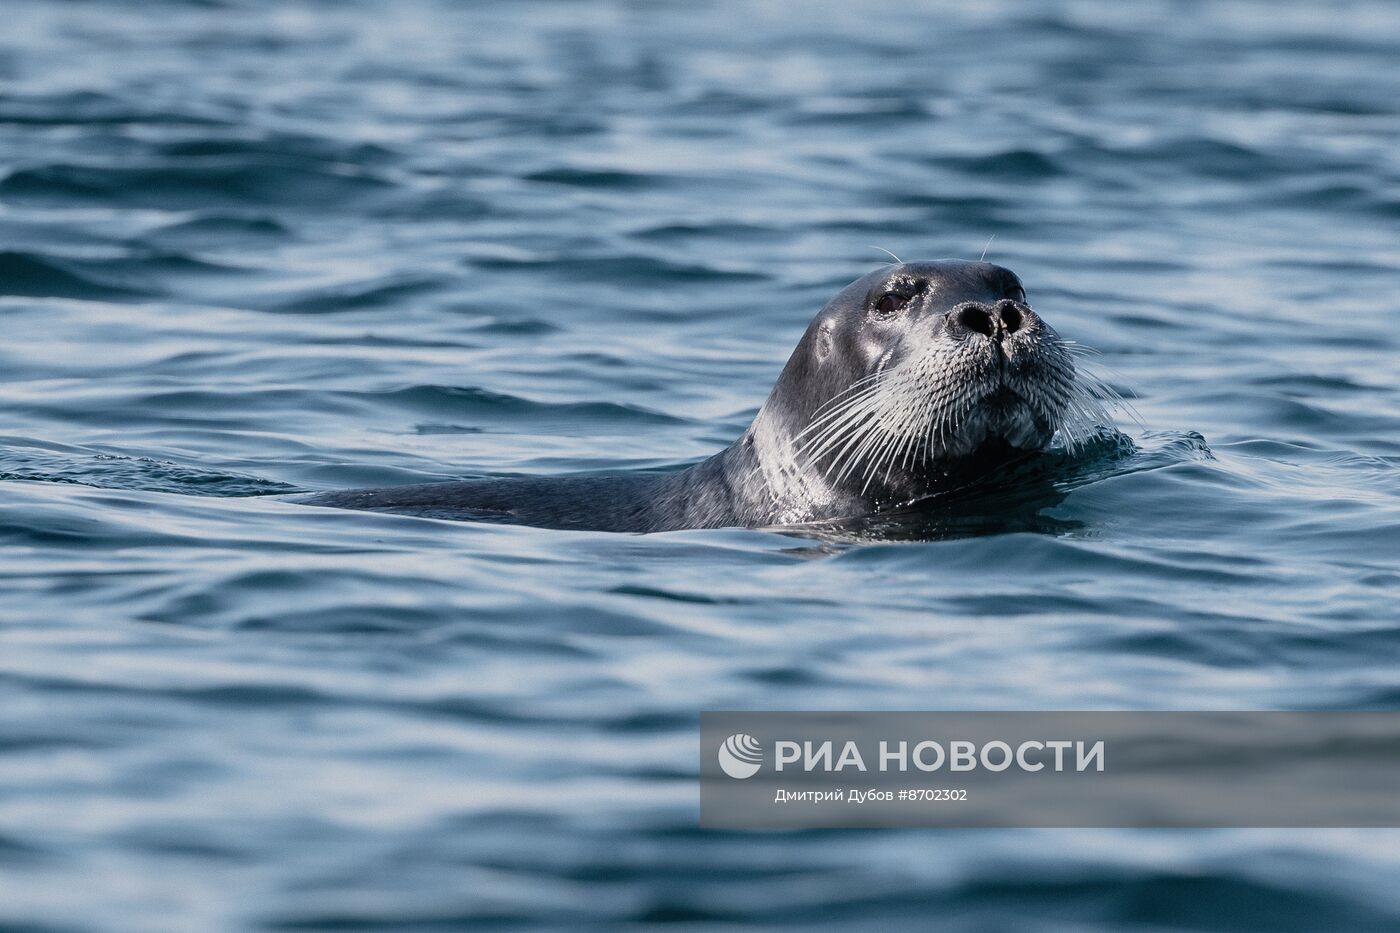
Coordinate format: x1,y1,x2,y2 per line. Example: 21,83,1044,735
998,301,1023,334
957,304,996,338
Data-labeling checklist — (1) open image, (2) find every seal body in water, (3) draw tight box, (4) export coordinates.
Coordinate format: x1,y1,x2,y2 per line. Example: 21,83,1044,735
294,261,1111,532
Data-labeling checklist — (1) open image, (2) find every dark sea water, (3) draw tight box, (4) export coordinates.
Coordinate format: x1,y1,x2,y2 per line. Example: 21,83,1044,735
2,0,1399,929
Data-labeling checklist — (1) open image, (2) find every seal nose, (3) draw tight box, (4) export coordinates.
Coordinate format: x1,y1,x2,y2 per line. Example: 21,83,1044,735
953,300,1032,341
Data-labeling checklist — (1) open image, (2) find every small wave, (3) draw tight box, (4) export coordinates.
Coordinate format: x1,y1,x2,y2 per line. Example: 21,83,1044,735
932,148,1065,179
0,448,299,497
782,95,929,125
267,273,451,314
525,167,673,190
0,250,149,301
1099,136,1294,180
372,385,690,426
142,213,292,245
151,135,398,166
463,317,560,336
0,90,229,127
0,161,392,210
866,192,1023,228
630,221,779,242
413,423,485,436
1049,429,1211,491
0,247,246,301
466,253,769,284
1261,182,1400,217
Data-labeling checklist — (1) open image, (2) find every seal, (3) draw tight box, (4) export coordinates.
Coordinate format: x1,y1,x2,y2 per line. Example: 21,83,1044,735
294,260,1113,532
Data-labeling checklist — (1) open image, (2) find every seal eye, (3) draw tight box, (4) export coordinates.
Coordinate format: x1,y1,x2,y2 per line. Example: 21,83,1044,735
874,293,910,317
1005,285,1027,303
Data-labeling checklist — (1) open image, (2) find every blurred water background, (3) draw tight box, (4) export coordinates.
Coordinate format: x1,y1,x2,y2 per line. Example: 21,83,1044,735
1,0,1399,929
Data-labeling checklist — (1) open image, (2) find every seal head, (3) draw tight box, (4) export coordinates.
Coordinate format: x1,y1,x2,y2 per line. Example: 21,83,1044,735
738,260,1098,524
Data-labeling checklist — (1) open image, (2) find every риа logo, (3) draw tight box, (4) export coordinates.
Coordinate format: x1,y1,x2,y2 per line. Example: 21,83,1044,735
718,733,763,779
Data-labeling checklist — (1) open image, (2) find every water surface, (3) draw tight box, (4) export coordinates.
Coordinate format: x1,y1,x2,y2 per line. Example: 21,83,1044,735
2,0,1399,929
